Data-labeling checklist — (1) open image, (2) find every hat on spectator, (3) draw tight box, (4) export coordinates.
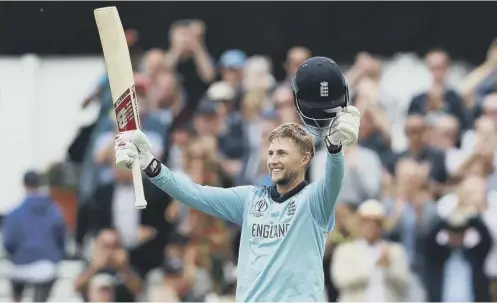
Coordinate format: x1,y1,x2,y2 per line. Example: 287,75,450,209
207,81,236,101
23,170,42,188
357,199,385,219
90,273,116,288
219,49,247,69
196,99,218,115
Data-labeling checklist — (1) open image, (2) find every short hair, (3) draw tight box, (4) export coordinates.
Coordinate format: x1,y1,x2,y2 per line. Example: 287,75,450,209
268,123,315,158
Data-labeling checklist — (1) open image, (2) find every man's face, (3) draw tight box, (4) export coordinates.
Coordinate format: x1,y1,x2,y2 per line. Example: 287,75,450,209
426,52,449,83
267,137,306,185
193,113,220,136
427,117,458,150
360,217,383,242
221,68,243,87
155,72,178,108
404,116,426,147
145,49,166,77
171,128,191,147
274,87,300,124
286,48,311,77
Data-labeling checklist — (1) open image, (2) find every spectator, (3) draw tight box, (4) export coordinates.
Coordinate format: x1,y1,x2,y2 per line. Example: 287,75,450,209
384,158,437,300
243,55,276,94
357,100,394,166
281,46,312,85
3,170,67,302
166,123,195,173
165,19,216,128
144,49,169,80
425,177,492,302
240,89,267,168
207,82,248,177
480,92,497,124
451,116,496,187
166,19,216,87
147,234,202,301
76,162,172,277
207,80,237,116
74,229,143,302
323,203,359,301
87,273,117,302
192,100,222,139
272,84,301,125
332,199,410,302
388,114,448,195
218,49,246,90
460,112,497,158
408,49,469,131
189,100,244,180
148,71,185,126
482,189,497,302
422,113,462,175
217,49,247,109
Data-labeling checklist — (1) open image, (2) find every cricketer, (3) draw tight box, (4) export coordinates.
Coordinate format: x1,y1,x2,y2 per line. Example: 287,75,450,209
114,56,361,302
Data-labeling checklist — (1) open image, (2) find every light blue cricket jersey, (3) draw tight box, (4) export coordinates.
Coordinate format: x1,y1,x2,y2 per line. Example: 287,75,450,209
149,151,344,302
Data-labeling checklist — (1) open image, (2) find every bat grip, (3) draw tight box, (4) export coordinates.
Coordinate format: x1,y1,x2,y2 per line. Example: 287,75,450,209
132,160,147,209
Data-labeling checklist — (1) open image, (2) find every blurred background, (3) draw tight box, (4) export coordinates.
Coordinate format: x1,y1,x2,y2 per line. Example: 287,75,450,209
0,1,496,302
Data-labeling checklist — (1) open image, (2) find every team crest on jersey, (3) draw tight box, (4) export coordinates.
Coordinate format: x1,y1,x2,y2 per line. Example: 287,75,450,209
250,199,269,218
287,200,296,216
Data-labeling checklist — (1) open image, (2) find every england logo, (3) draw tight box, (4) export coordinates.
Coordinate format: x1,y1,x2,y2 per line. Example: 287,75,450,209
287,200,296,216
320,81,329,97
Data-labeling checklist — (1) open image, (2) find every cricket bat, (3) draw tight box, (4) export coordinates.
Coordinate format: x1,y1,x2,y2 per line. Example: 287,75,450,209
94,6,147,209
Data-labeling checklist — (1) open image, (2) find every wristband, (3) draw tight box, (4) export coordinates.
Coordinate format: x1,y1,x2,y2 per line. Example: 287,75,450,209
144,158,162,178
324,137,342,154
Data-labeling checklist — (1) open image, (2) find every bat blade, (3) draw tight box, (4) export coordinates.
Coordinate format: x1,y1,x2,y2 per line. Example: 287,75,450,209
94,6,147,210
94,6,140,132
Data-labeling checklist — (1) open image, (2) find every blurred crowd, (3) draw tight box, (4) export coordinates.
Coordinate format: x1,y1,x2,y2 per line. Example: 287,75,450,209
2,19,497,302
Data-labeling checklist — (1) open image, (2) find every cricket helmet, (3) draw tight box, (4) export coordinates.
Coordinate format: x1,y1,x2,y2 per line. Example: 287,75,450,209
292,56,350,136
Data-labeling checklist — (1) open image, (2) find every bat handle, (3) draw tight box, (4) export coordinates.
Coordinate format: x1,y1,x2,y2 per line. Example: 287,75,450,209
132,160,147,209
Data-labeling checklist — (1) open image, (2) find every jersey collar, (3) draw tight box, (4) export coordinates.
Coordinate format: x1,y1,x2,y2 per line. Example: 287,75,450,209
269,181,308,203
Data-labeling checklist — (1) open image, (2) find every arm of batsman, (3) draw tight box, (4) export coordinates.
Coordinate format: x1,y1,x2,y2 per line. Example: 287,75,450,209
326,105,361,146
114,130,154,170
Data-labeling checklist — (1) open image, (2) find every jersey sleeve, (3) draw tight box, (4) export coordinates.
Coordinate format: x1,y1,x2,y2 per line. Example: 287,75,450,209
149,164,250,225
308,150,345,230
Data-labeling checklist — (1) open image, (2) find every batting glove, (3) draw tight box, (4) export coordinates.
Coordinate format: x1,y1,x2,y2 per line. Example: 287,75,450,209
114,130,155,171
326,105,361,147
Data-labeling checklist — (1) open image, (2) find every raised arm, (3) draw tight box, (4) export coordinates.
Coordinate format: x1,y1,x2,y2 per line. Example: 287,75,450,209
114,130,250,225
308,106,359,230
308,148,345,229
148,163,250,224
